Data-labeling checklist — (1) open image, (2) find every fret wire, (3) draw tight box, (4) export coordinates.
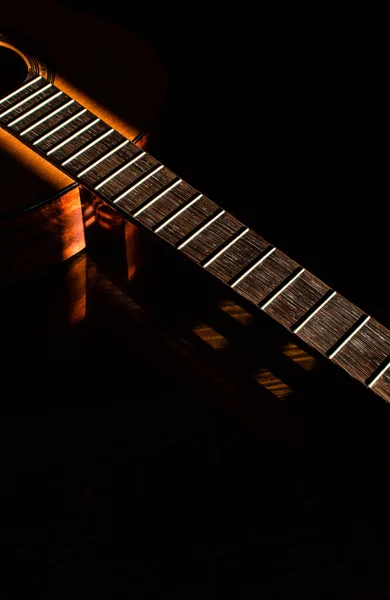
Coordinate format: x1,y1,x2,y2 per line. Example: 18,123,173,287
327,315,371,359
112,164,164,203
260,267,305,310
0,83,51,118
153,193,203,233
201,227,249,268
61,128,114,165
177,209,225,250
0,75,42,104
46,117,100,155
7,91,63,127
94,150,145,190
132,178,182,217
2,78,389,404
33,108,87,145
76,139,129,177
20,99,75,136
229,246,276,288
292,290,337,333
366,356,390,388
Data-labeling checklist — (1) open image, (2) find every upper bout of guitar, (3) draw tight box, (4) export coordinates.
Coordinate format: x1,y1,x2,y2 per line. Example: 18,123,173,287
0,0,167,214
0,1,167,279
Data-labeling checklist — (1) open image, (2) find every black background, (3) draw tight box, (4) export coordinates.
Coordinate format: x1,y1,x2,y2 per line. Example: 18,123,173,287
63,1,388,327
1,3,389,598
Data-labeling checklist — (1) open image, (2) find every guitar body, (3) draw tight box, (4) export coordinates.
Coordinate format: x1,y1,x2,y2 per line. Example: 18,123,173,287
1,1,166,287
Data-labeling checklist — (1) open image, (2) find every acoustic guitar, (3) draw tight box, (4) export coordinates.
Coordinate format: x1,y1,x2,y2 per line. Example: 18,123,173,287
2,6,390,596
1,8,388,409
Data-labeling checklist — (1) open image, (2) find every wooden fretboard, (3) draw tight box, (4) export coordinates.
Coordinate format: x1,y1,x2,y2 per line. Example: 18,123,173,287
1,72,389,402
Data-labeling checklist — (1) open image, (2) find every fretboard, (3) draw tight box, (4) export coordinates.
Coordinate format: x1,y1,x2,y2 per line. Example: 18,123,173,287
1,71,389,403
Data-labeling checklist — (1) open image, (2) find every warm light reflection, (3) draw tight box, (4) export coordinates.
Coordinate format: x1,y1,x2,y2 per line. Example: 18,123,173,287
219,299,255,326
282,342,317,371
253,367,294,399
67,253,87,324
90,197,123,230
192,322,229,349
54,76,142,143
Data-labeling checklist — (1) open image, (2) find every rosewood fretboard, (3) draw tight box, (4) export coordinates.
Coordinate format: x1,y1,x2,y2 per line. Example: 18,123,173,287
1,72,389,402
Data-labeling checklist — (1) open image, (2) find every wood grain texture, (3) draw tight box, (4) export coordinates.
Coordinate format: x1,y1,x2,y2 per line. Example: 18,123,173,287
234,249,299,306
0,185,84,280
181,212,243,264
263,270,330,329
156,195,218,246
139,181,199,230
0,1,167,218
205,229,270,284
371,366,390,403
296,294,364,355
1,68,389,404
332,318,390,383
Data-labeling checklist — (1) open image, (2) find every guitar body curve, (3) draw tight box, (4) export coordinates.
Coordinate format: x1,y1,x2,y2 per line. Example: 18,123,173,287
0,1,167,280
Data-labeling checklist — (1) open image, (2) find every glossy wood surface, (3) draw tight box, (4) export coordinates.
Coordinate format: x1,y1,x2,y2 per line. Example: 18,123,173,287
0,2,164,281
0,0,166,218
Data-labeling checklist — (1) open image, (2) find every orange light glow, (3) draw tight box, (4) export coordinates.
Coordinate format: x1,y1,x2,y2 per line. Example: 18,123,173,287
253,367,294,399
192,322,229,349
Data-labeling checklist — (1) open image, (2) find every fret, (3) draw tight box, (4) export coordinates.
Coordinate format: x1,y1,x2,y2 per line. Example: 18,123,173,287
371,369,390,403
366,357,390,389
7,90,63,128
331,318,390,387
229,246,276,287
156,196,223,248
327,315,371,359
201,227,249,268
259,267,305,310
233,248,299,306
292,290,337,334
295,293,366,357
0,74,42,105
61,128,114,166
131,178,182,217
93,149,145,190
32,107,87,146
153,193,202,232
134,181,199,230
46,119,111,168
76,141,142,189
2,72,390,404
263,270,330,329
20,100,79,142
61,130,126,175
179,212,243,263
19,99,75,136
112,164,180,216
177,209,225,250
76,139,129,177
46,116,100,155
198,226,271,286
0,81,51,119
7,89,69,136
112,164,164,203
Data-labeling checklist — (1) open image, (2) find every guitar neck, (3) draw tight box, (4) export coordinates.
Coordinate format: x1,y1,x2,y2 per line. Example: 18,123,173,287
1,71,389,403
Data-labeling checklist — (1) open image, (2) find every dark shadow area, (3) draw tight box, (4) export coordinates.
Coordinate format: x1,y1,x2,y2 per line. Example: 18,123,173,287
0,44,27,98
64,1,388,329
1,3,389,597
